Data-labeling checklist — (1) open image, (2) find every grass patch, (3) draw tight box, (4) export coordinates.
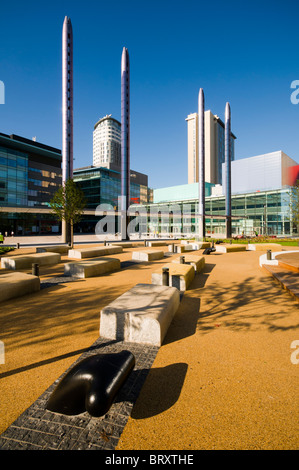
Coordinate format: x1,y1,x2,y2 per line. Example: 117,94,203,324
0,246,15,255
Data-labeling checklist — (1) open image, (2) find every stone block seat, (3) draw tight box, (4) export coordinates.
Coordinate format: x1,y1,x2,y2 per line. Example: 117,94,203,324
99,283,180,346
68,246,123,259
151,262,195,291
147,241,168,247
0,272,40,302
172,254,205,272
64,257,121,279
171,242,210,253
131,250,164,262
181,240,211,249
1,252,61,270
247,243,282,251
215,244,247,253
36,245,69,254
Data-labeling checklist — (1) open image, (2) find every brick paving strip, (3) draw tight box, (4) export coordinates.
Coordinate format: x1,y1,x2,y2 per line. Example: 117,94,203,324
0,337,159,450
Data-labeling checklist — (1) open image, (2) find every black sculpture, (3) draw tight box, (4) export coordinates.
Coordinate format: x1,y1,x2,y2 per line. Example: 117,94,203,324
46,350,135,417
203,247,216,255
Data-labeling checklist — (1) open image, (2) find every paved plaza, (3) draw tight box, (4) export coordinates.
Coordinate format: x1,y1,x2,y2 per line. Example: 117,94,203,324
0,238,298,450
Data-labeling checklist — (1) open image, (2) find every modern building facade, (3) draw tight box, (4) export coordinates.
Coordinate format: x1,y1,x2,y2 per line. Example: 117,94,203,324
0,133,62,235
93,115,121,169
73,165,150,210
186,110,236,185
133,151,299,238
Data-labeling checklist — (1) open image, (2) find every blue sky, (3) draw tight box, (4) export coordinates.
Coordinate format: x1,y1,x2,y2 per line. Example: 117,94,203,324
0,0,299,189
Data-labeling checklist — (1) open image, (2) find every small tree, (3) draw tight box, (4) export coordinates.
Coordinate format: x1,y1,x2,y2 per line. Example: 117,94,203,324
289,180,299,235
50,179,86,246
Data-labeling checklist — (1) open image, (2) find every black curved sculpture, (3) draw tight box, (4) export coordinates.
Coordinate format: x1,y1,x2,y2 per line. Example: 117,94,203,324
46,350,135,417
203,247,216,255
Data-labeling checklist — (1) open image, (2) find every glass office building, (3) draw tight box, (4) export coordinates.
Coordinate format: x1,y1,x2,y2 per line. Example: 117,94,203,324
0,133,62,235
133,188,291,237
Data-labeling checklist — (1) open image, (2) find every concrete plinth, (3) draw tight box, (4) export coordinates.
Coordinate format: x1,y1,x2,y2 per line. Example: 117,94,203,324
1,252,61,270
147,241,168,247
131,250,164,262
99,283,180,346
0,272,40,302
68,246,123,259
247,243,282,251
215,244,246,253
64,257,121,279
151,263,195,291
36,246,69,254
172,255,205,273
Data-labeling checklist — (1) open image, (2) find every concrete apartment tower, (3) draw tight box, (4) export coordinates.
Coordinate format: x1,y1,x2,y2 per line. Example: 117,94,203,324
198,88,205,239
225,102,232,238
62,16,73,243
120,47,130,240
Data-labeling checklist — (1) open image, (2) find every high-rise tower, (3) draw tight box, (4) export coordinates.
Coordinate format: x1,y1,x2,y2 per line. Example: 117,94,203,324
120,47,130,240
62,16,73,184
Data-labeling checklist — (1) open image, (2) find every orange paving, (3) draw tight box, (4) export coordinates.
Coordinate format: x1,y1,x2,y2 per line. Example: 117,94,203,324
0,243,299,450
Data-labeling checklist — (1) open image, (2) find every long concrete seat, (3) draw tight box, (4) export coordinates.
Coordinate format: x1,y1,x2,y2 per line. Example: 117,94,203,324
147,241,168,247
68,246,123,259
247,243,282,251
172,254,205,273
0,272,40,302
99,283,180,346
215,244,247,253
64,257,121,278
151,262,195,291
36,245,69,254
181,240,211,249
131,250,164,262
1,252,61,270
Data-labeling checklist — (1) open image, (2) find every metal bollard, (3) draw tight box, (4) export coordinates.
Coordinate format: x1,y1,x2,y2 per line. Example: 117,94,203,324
162,267,169,286
16,243,20,249
104,240,106,246
32,263,39,277
267,249,272,260
180,256,185,264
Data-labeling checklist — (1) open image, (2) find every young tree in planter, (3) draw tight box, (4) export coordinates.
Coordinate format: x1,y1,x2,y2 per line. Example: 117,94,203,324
50,179,86,246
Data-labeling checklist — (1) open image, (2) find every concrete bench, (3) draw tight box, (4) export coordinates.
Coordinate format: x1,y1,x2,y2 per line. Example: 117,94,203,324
172,255,205,273
147,241,168,247
99,283,180,346
0,272,40,302
64,257,121,279
247,243,282,251
1,252,61,270
215,244,247,253
181,241,211,249
131,250,164,262
68,246,123,259
151,262,195,291
36,245,69,254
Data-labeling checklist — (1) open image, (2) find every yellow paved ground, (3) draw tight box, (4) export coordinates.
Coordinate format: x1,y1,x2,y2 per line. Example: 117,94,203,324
0,244,298,450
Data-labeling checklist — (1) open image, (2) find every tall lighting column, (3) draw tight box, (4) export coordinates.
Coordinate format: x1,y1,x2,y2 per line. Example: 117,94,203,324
62,16,73,243
225,102,232,238
121,47,130,241
198,88,205,239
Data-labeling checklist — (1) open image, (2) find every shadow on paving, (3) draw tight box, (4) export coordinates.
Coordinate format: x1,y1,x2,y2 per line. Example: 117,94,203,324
130,363,188,419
